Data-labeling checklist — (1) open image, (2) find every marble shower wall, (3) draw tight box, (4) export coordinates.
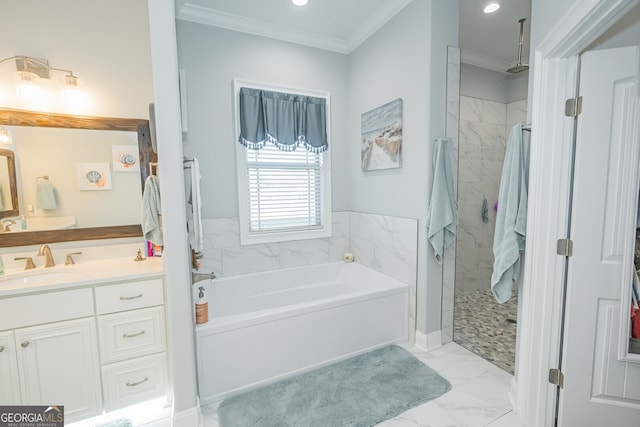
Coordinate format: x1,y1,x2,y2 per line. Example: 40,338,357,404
441,45,461,344
456,96,527,294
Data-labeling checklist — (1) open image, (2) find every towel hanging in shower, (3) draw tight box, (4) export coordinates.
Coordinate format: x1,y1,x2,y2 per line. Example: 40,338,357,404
491,123,529,304
427,138,457,264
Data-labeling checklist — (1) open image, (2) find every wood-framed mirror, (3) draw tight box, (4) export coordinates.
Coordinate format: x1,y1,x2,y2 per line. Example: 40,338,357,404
0,108,156,248
0,147,19,220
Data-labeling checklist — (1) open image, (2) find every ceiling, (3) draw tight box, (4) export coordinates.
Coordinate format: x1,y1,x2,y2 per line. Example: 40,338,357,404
175,0,532,73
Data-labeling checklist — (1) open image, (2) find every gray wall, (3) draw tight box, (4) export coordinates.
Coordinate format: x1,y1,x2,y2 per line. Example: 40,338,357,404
177,0,459,337
176,24,350,219
461,63,529,104
348,0,458,335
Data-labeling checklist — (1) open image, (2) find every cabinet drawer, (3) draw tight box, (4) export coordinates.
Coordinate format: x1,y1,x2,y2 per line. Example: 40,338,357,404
95,279,164,314
98,306,166,363
102,353,167,411
0,288,94,330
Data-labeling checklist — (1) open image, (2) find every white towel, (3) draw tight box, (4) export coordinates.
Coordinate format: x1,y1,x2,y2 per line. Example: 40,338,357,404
491,124,529,303
141,175,163,245
185,158,203,253
427,138,457,264
36,180,57,210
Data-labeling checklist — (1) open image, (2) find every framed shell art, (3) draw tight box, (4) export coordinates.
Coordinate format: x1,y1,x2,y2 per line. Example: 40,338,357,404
77,162,112,190
361,98,403,171
112,144,140,172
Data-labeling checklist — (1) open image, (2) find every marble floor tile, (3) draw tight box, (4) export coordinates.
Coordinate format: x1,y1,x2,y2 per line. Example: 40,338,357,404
200,342,514,427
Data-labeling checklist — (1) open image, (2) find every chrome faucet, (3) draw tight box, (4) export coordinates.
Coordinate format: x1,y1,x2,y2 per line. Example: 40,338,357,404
37,244,55,268
192,271,216,284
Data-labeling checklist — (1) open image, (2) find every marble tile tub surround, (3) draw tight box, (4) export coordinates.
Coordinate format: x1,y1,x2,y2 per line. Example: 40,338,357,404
198,211,418,285
198,211,418,338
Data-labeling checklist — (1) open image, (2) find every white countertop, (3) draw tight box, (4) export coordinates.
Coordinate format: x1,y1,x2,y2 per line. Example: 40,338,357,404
0,255,164,297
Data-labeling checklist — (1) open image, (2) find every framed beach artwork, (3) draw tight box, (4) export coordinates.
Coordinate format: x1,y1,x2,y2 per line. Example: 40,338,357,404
361,98,403,171
112,144,140,172
77,162,112,190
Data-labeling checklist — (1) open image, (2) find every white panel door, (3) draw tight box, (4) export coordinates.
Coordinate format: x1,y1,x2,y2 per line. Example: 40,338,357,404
559,45,640,426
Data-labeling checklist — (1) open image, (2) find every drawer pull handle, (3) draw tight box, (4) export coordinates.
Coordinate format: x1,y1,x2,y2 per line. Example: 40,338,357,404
21,341,30,348
119,294,143,301
122,330,146,338
0,345,4,352
126,377,148,387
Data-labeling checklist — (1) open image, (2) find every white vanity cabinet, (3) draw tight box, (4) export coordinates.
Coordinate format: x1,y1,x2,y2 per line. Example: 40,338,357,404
0,330,21,404
15,318,102,421
0,288,101,421
0,272,167,423
95,278,168,411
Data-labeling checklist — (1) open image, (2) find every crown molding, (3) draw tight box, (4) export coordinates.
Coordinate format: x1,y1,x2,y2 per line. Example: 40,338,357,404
346,0,414,52
176,0,414,54
460,49,515,74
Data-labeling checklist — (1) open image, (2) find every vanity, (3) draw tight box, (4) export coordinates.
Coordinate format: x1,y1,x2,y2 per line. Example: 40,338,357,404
0,109,167,424
0,251,166,423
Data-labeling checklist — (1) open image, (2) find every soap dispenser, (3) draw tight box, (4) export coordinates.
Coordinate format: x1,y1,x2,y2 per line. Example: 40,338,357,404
195,286,208,324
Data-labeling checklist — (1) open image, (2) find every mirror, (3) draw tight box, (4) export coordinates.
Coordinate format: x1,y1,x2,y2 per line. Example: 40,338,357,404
0,108,155,248
0,148,18,219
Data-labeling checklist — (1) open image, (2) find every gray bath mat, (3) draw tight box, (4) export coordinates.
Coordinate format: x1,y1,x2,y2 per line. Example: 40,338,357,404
218,345,451,427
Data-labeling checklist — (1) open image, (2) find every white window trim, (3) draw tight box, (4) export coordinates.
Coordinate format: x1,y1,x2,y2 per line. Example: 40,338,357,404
233,78,332,245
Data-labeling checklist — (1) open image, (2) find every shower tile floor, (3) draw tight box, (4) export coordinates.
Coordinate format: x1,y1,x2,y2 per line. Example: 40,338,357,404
200,342,521,427
453,288,518,374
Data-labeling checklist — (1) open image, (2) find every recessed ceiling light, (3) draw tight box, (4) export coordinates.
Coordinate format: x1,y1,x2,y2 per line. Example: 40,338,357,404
483,3,500,14
292,0,308,6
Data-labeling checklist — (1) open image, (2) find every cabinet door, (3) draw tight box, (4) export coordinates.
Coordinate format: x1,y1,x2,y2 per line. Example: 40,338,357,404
0,330,21,404
15,318,102,422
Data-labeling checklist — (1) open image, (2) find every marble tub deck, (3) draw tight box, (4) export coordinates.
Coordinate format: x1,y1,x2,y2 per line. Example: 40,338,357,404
201,342,520,427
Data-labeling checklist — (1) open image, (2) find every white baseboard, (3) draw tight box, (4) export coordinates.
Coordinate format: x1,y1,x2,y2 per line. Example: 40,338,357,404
172,402,203,427
509,375,518,412
415,330,442,352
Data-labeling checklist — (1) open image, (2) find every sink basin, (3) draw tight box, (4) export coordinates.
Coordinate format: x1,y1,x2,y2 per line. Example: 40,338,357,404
0,268,77,287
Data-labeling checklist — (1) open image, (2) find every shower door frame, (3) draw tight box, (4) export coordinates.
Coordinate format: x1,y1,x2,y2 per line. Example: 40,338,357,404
514,0,639,426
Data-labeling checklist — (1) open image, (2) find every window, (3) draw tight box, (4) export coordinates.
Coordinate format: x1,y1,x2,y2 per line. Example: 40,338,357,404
235,80,332,245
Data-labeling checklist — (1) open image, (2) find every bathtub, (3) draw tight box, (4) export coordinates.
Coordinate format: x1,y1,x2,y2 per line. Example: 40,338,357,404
195,261,409,404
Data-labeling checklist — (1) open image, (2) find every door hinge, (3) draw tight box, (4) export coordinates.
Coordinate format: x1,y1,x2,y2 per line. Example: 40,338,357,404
565,96,583,117
557,238,573,257
549,368,564,388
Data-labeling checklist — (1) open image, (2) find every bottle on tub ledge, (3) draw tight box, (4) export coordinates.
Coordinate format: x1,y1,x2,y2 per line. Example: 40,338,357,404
195,286,209,324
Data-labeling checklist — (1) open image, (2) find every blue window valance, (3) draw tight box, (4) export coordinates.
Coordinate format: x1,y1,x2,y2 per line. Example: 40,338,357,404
238,87,328,153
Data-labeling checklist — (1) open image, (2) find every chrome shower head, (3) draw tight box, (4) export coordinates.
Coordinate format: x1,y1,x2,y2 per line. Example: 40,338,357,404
506,18,528,73
506,63,529,73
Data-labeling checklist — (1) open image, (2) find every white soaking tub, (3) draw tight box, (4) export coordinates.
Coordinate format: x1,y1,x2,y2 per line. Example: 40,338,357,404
195,261,409,404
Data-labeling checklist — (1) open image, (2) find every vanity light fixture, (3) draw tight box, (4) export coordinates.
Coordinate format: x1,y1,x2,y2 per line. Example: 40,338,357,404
292,0,308,6
0,55,80,89
0,126,12,144
483,2,501,13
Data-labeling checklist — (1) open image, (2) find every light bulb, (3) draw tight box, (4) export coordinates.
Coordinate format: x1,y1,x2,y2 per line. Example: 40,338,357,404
483,3,500,13
0,126,12,144
292,0,308,6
